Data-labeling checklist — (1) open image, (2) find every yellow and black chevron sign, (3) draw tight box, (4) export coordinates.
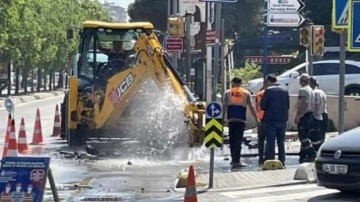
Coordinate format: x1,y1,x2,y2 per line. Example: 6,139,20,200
204,118,223,148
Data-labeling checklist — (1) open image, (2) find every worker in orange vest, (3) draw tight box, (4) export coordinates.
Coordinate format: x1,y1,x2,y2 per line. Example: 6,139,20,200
255,86,266,166
222,77,260,168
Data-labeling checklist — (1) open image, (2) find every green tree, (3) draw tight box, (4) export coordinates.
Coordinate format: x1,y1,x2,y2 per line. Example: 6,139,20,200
127,0,263,36
128,0,168,31
0,0,109,93
222,0,263,37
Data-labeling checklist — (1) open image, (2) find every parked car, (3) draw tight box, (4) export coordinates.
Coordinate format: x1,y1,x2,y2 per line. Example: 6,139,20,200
246,60,360,95
315,127,360,193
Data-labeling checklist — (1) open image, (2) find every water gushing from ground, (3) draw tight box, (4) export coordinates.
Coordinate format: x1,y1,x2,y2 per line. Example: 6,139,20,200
111,78,208,163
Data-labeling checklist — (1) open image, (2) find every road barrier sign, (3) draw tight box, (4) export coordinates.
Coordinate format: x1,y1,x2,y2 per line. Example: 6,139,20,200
205,102,222,148
348,0,360,52
205,118,223,148
332,0,349,28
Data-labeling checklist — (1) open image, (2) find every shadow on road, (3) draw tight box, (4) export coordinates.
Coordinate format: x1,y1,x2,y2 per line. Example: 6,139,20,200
308,191,359,202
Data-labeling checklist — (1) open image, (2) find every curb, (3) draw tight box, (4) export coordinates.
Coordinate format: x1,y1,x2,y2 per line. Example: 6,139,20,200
0,90,65,108
173,179,310,194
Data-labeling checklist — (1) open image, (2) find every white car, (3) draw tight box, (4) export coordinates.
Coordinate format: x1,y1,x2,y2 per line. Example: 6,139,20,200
246,60,360,95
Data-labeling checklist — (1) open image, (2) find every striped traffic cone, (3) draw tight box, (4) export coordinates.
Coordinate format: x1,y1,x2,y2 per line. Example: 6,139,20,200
2,114,12,157
18,117,29,154
184,165,198,202
51,104,61,137
6,119,18,157
31,108,44,145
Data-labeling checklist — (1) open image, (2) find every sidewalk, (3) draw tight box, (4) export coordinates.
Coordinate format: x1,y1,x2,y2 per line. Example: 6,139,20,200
0,90,64,108
196,166,303,192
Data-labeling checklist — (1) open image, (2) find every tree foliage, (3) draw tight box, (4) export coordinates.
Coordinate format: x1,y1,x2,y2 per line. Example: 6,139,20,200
222,0,263,37
0,0,109,90
127,0,262,36
229,62,262,84
128,0,168,31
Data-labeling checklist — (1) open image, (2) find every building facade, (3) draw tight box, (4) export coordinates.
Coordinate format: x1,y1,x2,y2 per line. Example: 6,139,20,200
102,2,127,22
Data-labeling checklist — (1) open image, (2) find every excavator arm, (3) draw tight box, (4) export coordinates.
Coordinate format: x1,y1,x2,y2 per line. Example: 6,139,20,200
63,21,205,148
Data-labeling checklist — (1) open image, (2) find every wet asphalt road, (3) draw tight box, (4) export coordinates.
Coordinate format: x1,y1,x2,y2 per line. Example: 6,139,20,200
1,95,358,202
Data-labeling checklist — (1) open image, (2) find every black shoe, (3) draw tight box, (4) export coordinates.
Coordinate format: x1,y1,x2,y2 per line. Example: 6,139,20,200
232,162,246,168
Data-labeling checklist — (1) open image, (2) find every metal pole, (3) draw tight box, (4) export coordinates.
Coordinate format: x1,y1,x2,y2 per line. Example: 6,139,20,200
339,29,346,134
173,0,178,14
262,1,268,80
209,2,221,189
48,168,60,202
308,25,314,76
220,18,225,100
167,0,171,28
185,13,192,84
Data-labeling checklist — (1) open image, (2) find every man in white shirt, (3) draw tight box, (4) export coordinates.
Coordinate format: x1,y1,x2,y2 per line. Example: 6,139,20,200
309,77,328,151
295,73,317,163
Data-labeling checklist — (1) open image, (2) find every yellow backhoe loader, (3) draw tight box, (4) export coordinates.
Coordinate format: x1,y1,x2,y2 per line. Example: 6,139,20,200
61,21,206,148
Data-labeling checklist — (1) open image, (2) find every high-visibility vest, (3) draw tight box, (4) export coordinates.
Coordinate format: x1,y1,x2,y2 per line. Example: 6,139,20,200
0,193,11,202
255,89,265,120
226,87,249,121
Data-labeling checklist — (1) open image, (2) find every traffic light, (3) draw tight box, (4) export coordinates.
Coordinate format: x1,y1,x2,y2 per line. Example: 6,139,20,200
168,16,184,38
299,27,310,47
312,25,325,56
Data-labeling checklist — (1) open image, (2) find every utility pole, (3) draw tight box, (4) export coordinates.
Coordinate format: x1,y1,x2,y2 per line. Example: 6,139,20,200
262,0,268,80
220,18,226,99
209,2,221,189
172,0,179,70
206,2,214,102
308,24,314,76
185,13,192,84
338,29,346,134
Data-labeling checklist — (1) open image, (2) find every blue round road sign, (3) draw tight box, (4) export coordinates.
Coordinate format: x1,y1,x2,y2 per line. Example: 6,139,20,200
206,102,222,118
4,97,14,114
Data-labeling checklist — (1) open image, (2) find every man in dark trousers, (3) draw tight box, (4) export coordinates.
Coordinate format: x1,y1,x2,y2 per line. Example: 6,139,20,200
255,86,266,166
222,77,260,168
309,76,328,151
260,74,289,166
295,73,317,163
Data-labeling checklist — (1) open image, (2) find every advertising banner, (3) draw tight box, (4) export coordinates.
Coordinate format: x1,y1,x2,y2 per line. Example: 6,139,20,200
0,157,51,202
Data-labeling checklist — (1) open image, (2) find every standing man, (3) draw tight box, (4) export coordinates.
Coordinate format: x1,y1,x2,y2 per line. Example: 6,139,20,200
260,74,289,166
309,77,328,151
222,77,260,168
255,86,265,166
295,73,317,163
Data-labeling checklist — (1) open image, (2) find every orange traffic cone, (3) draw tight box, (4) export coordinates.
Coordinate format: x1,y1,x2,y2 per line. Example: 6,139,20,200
51,104,61,137
2,114,12,157
6,119,18,157
18,117,29,154
184,165,198,202
31,108,44,145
